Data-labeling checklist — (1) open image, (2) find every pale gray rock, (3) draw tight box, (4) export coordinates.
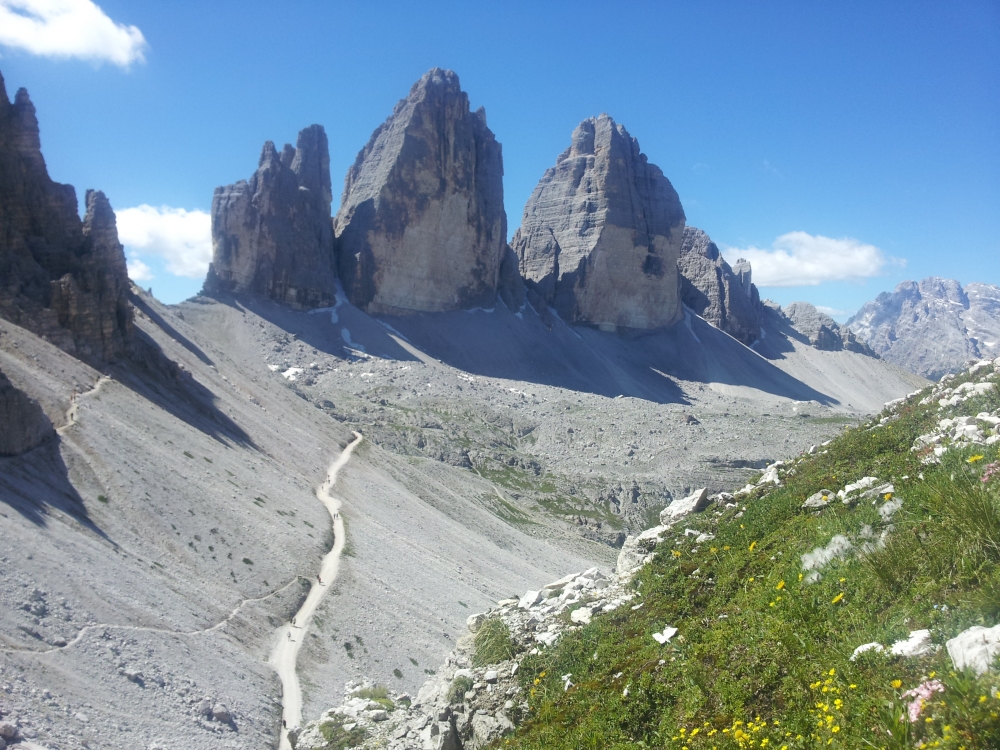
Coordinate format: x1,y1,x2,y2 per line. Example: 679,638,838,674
512,114,685,331
0,365,53,455
770,302,875,356
334,68,506,314
847,277,1000,379
204,124,336,309
946,624,1000,676
0,70,132,361
659,487,709,523
678,227,762,345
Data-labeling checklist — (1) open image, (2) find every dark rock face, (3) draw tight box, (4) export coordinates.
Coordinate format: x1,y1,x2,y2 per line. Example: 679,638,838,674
847,278,1000,379
0,71,132,361
0,366,53,456
512,114,685,331
204,125,336,309
677,227,762,345
771,301,875,356
333,68,506,314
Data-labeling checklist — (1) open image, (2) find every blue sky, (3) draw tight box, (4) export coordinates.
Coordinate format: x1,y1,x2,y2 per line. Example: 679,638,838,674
1,0,997,320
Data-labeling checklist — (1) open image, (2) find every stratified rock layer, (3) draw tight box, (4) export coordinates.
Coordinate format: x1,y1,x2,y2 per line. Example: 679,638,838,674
334,68,506,314
678,226,762,345
0,71,132,361
205,125,336,309
847,278,1000,380
0,365,53,456
772,301,875,356
512,114,685,331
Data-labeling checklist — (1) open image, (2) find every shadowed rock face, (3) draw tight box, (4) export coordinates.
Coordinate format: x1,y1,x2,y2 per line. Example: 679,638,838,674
847,277,1000,379
776,301,875,356
0,71,132,361
0,365,52,456
512,114,685,331
678,227,762,345
205,125,336,309
333,68,506,315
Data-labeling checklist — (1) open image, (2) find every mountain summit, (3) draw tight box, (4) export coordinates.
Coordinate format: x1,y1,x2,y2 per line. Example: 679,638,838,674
512,114,686,331
333,68,507,315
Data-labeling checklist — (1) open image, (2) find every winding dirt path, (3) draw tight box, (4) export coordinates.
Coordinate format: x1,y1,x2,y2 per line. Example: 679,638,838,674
271,431,363,749
0,574,307,656
57,375,112,434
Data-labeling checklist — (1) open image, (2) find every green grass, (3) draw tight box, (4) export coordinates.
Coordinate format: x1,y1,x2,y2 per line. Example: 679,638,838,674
353,684,394,711
449,675,474,703
500,382,1000,749
473,617,518,667
317,716,367,749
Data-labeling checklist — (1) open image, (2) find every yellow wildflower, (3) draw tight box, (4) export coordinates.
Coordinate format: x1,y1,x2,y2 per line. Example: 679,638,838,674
672,550,682,558
968,455,985,463
892,679,903,689
831,592,844,604
749,541,757,552
776,580,785,590
828,668,835,676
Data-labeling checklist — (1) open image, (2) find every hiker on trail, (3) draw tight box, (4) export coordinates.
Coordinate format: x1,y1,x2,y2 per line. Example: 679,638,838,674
283,719,287,729
291,616,296,626
287,631,292,641
317,575,323,585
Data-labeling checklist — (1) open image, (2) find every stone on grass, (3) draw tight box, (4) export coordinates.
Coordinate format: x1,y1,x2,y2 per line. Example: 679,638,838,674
890,629,934,657
850,642,885,661
802,490,833,509
651,626,678,644
660,488,709,524
946,624,1000,676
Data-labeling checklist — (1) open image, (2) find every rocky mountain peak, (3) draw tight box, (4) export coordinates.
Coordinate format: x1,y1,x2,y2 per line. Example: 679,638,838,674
333,68,506,314
847,277,999,379
512,114,685,331
770,301,874,356
204,124,336,309
0,71,132,361
677,226,762,345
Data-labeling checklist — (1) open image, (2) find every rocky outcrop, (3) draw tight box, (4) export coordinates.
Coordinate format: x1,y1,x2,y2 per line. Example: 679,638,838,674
0,71,132,361
766,301,875,356
847,278,1000,380
204,125,336,309
512,114,685,331
0,365,53,456
678,227,762,345
333,68,506,314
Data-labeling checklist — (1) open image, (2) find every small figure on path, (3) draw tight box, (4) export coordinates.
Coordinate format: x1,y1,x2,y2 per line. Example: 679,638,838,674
291,616,296,626
317,574,323,585
287,631,293,641
283,719,287,729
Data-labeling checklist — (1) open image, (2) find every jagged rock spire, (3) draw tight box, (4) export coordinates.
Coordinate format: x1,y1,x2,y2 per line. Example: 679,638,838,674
512,114,685,331
333,68,507,314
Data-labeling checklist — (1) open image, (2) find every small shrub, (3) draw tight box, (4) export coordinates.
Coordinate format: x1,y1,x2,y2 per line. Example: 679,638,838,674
97,495,109,503
448,675,474,703
242,557,253,565
183,451,194,459
472,617,517,666
318,717,367,749
354,684,394,711
393,668,403,679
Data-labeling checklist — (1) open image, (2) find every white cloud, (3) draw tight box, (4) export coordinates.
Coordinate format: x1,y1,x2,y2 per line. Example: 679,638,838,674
0,0,147,68
126,256,153,282
815,305,847,318
116,205,211,279
723,231,904,287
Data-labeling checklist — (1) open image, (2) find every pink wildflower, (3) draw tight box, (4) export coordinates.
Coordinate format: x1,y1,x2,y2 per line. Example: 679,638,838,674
982,461,1000,484
901,679,944,722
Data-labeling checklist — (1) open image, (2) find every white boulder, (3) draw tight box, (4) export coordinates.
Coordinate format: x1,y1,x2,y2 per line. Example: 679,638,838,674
946,624,1000,676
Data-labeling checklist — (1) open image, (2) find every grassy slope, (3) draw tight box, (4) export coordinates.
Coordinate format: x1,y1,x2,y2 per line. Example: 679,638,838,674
504,372,1000,749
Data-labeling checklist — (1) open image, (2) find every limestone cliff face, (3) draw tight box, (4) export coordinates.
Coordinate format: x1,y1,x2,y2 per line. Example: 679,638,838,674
677,227,762,345
333,68,506,314
847,278,1000,379
205,125,336,309
0,365,52,456
0,71,132,361
512,114,685,331
773,301,875,356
